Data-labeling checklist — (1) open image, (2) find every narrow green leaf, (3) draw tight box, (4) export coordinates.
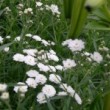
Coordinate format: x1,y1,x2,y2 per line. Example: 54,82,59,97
46,97,55,110
85,21,110,30
0,9,4,16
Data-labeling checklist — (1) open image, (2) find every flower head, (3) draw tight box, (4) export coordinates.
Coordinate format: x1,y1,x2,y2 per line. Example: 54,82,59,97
13,53,25,62
49,74,61,84
0,84,7,92
42,85,56,97
63,59,76,70
91,52,103,63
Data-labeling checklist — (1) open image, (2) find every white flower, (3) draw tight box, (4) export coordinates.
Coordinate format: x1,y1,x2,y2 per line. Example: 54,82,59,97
26,70,39,77
47,53,59,62
24,8,33,14
5,7,11,12
60,83,68,90
26,78,37,88
45,5,50,10
67,86,75,97
17,3,24,9
60,84,82,105
14,36,21,41
24,55,37,66
86,57,92,62
36,2,43,7
25,33,32,37
6,36,11,39
106,54,110,59
49,74,61,84
102,46,109,52
32,35,42,41
91,52,103,63
49,49,56,55
57,92,67,96
23,49,38,56
63,59,76,70
13,53,25,62
48,65,56,72
42,85,56,97
0,84,7,92
14,82,28,93
40,53,47,60
55,65,63,71
0,36,4,44
60,84,75,97
68,39,85,52
62,39,72,46
74,93,82,105
4,47,9,52
37,63,50,72
37,92,47,104
41,39,49,46
50,4,60,15
83,52,90,56
19,86,28,93
50,41,55,46
0,92,9,100
35,74,47,84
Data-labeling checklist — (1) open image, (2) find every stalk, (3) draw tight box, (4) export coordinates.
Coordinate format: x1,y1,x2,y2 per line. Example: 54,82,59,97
63,0,74,19
68,0,86,38
101,4,110,22
74,0,88,37
104,92,110,110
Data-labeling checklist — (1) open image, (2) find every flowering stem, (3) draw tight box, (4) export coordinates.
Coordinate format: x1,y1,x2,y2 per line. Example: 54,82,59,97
16,95,22,110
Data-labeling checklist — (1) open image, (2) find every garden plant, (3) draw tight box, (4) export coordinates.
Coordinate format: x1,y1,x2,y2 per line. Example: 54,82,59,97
0,0,110,110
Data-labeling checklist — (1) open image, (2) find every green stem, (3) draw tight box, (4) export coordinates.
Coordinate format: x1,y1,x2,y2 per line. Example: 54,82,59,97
68,0,83,38
104,92,110,110
4,101,12,110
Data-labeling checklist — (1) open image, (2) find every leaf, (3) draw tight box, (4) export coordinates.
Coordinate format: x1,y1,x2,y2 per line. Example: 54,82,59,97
46,97,55,110
50,96,64,100
0,9,5,16
0,42,13,52
85,21,110,30
63,97,71,110
17,104,27,110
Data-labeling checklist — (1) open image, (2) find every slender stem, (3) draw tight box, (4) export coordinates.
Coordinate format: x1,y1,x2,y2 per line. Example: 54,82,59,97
4,100,12,110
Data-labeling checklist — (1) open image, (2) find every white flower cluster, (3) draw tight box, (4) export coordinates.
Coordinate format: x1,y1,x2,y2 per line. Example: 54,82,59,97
19,67,82,105
13,34,60,67
36,2,61,17
24,8,33,14
17,1,60,17
36,75,82,105
12,34,82,105
62,39,103,64
0,83,9,100
25,70,47,88
13,53,37,66
82,51,103,63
